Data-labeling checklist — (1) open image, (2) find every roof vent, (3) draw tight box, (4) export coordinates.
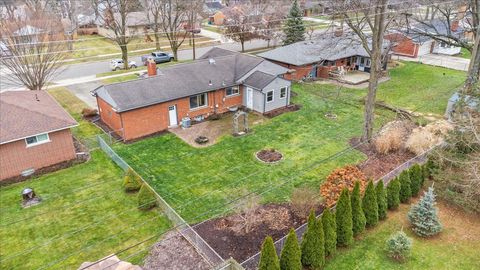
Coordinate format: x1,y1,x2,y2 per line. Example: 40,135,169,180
208,80,213,86
208,58,216,65
222,80,226,86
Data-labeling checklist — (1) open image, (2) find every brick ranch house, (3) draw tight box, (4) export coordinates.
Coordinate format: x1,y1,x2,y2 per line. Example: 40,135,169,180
93,48,292,141
258,35,389,81
0,91,78,181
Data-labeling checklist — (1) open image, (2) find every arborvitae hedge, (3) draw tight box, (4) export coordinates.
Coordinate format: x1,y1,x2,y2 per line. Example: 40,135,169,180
387,177,401,210
137,184,157,210
335,188,353,247
322,208,336,257
351,181,366,236
376,180,388,220
280,229,302,270
123,168,142,192
399,170,412,203
259,236,280,270
363,180,378,227
301,210,324,269
409,164,423,197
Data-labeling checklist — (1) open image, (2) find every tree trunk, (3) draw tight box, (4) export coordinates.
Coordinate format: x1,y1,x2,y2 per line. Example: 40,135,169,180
172,44,179,61
192,32,196,60
154,30,161,50
120,44,128,69
241,40,245,52
464,7,480,94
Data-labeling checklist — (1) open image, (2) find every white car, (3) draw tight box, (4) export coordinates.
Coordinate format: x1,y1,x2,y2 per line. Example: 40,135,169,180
110,59,137,71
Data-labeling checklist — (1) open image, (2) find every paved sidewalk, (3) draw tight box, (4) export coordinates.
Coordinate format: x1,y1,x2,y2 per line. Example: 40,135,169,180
396,53,470,71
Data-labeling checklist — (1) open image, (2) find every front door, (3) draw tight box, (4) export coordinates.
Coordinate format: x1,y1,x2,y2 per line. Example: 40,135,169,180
246,87,253,109
168,105,178,127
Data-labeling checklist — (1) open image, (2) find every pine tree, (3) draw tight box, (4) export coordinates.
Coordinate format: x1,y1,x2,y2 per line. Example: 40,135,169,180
283,0,305,45
123,168,142,192
376,180,388,220
335,188,353,247
399,170,412,203
408,187,442,237
322,208,336,257
363,180,379,227
351,181,366,236
259,236,280,270
137,184,157,210
280,229,302,270
409,164,424,197
387,177,401,210
301,210,324,269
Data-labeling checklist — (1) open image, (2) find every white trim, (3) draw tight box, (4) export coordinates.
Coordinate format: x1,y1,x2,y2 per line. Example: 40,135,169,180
189,93,209,110
266,90,274,103
279,87,287,99
0,125,78,145
25,133,50,147
225,85,240,97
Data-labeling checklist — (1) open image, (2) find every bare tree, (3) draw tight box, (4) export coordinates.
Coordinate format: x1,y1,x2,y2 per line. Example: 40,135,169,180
259,9,285,47
223,3,262,52
143,0,163,50
185,0,204,60
0,7,66,90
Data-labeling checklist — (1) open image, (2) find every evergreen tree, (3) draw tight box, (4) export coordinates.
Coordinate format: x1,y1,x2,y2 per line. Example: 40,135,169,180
123,168,142,192
351,181,366,236
376,180,388,220
280,229,302,270
137,184,157,210
322,208,336,257
283,0,305,45
335,188,353,247
259,236,280,270
424,158,437,180
408,187,442,237
301,210,324,269
409,164,423,197
399,170,412,203
363,180,379,227
387,177,401,210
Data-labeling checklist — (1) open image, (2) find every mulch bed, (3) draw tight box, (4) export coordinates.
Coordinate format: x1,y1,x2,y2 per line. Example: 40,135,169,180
256,149,283,163
351,137,416,180
195,203,324,263
264,104,301,118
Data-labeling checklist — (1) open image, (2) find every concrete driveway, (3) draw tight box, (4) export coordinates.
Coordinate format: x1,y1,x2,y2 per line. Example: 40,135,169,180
66,81,101,108
396,53,470,71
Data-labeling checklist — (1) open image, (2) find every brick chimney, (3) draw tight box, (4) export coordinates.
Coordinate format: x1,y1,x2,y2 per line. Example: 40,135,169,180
451,20,460,32
147,60,157,77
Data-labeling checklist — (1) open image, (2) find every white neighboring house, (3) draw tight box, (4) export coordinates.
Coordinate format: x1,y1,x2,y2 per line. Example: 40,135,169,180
412,19,464,56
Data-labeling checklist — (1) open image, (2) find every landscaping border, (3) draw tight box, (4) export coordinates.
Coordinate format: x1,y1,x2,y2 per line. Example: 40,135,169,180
96,135,224,267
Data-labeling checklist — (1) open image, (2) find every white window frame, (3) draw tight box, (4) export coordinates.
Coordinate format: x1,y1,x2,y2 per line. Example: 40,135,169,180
25,133,50,147
225,86,240,97
189,93,208,110
280,87,287,99
266,90,274,103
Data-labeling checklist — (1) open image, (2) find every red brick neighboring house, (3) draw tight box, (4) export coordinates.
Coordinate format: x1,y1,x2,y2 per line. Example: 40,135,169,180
93,48,292,141
0,91,78,181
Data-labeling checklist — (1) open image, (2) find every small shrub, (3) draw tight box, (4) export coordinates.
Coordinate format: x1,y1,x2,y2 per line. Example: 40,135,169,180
376,180,388,220
291,187,320,220
137,185,157,210
81,107,98,118
321,209,336,257
320,165,367,207
335,188,353,247
123,168,142,192
301,211,324,269
398,170,412,203
280,229,302,270
409,164,424,197
351,181,366,236
259,236,280,270
408,187,442,237
387,177,401,210
385,231,412,262
363,180,379,227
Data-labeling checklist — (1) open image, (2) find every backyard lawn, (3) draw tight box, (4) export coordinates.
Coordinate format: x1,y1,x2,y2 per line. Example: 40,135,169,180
324,198,480,270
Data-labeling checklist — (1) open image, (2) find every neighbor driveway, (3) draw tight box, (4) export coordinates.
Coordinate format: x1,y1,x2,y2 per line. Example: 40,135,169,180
396,53,470,71
65,81,101,108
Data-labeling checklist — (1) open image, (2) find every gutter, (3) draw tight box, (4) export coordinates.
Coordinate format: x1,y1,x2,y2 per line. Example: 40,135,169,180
0,124,79,145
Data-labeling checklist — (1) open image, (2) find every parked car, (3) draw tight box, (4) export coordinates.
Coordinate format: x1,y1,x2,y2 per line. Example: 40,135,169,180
110,59,137,71
141,52,174,65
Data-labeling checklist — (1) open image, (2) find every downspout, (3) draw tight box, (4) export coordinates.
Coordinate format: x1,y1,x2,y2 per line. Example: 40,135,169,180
119,112,125,142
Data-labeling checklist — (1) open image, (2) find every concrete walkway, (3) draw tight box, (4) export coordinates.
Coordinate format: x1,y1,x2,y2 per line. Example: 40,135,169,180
396,53,470,71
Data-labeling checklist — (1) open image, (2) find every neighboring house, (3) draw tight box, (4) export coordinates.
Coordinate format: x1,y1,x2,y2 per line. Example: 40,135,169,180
300,0,329,17
385,32,433,58
0,91,78,181
92,48,292,141
208,11,226,26
258,35,389,81
96,11,150,37
204,1,225,16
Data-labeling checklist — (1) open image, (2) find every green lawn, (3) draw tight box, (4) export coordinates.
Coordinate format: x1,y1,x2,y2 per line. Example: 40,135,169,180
0,151,171,270
458,47,472,59
324,200,480,269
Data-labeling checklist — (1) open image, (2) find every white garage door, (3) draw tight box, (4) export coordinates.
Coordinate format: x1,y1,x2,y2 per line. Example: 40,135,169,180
417,41,433,56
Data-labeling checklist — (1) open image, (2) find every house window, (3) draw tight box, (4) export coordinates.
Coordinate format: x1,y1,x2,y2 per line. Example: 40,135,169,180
280,87,287,98
25,133,49,147
360,57,365,65
226,86,240,96
189,93,208,109
266,90,274,103
366,59,371,67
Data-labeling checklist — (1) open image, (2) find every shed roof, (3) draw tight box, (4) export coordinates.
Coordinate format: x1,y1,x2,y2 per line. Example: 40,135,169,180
243,71,276,89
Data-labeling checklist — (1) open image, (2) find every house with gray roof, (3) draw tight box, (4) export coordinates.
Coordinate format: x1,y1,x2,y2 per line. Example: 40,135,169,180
93,47,292,141
258,35,389,81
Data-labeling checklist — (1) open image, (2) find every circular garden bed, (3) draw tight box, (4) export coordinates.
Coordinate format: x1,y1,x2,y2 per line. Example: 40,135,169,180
255,149,283,164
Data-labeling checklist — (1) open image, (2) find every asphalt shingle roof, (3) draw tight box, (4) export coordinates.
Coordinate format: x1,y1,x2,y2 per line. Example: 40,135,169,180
243,71,276,89
0,91,78,144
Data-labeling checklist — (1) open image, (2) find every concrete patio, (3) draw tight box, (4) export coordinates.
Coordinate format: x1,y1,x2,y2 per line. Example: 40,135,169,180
335,71,371,85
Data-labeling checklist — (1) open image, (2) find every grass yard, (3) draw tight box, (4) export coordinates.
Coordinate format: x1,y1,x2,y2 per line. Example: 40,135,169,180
0,151,171,270
324,198,480,270
458,47,472,59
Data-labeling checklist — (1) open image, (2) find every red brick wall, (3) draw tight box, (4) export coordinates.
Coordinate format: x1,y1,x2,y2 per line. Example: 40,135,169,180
385,33,418,57
0,129,76,180
271,61,314,81
98,88,244,141
97,96,123,137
